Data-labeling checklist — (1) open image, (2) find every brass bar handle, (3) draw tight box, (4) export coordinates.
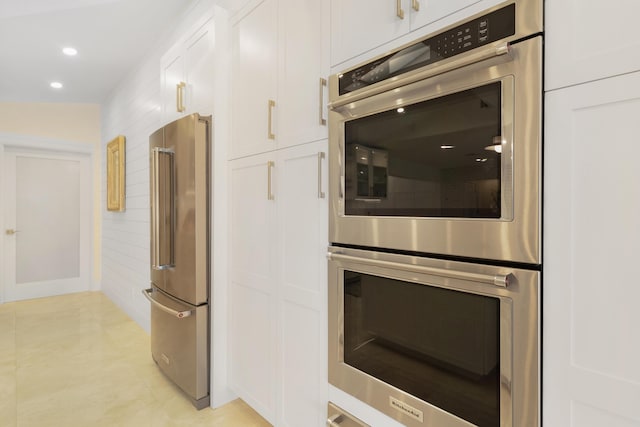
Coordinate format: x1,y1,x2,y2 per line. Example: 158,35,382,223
5,229,19,235
268,99,276,140
267,161,275,200
317,152,326,199
176,82,186,113
319,78,327,126
396,0,405,19
412,0,419,11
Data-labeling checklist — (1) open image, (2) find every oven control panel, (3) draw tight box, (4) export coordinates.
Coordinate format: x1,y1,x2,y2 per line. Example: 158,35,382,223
338,4,516,95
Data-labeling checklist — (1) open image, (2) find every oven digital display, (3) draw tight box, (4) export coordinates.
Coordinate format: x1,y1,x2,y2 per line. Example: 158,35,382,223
343,270,501,426
338,4,515,95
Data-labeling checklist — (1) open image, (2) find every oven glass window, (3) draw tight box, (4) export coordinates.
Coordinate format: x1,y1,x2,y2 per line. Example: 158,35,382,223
344,82,502,218
344,271,500,427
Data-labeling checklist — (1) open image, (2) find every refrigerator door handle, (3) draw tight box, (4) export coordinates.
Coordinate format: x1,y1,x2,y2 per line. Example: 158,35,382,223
151,147,175,270
142,288,193,318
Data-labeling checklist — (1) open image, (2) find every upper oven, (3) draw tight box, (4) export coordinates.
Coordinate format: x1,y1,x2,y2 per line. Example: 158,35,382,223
328,2,542,265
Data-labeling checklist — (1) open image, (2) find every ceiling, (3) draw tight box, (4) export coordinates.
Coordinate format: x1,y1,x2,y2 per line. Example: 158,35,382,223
0,0,213,104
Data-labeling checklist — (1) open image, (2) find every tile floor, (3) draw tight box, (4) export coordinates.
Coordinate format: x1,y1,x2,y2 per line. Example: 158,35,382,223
0,291,272,427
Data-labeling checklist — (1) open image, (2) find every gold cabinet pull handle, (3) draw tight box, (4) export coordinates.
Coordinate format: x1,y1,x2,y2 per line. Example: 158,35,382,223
317,152,326,199
267,161,275,200
176,82,186,112
412,0,419,11
319,78,327,126
268,99,276,140
396,0,405,19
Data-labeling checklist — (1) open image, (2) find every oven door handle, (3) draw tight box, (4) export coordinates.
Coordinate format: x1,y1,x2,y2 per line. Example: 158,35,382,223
329,42,511,110
327,252,512,288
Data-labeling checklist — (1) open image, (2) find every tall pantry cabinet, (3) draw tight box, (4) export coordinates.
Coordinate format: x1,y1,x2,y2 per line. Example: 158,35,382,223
228,0,329,426
544,1,640,426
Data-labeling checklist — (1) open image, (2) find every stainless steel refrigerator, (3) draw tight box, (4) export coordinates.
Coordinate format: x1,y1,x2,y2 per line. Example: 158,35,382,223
143,113,211,409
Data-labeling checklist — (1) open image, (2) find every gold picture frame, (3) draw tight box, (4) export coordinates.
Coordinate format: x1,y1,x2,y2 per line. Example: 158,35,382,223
106,135,126,212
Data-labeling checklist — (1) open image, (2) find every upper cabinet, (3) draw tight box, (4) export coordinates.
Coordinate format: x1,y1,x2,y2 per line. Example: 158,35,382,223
161,15,216,123
330,0,481,66
546,0,640,91
231,0,278,158
230,0,329,159
278,0,330,149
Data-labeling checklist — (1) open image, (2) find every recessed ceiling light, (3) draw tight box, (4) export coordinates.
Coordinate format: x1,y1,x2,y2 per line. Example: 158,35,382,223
440,145,455,149
396,107,405,113
62,47,78,56
50,82,63,89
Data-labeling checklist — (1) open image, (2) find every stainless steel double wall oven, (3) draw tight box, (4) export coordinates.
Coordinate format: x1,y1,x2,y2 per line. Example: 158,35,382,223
327,1,542,426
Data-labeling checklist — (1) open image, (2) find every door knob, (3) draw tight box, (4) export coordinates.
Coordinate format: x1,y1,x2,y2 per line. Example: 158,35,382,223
5,229,19,235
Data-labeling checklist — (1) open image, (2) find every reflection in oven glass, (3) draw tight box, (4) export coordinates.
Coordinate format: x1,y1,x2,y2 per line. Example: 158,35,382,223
344,82,502,219
344,271,500,427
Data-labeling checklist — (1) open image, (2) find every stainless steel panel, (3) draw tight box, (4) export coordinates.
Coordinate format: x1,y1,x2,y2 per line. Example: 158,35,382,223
327,246,539,427
328,37,542,264
149,286,209,408
150,114,210,305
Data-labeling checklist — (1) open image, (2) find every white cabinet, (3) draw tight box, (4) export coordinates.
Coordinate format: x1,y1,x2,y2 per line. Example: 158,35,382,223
330,0,481,66
546,0,640,91
229,152,278,421
230,0,329,159
544,71,640,426
279,0,330,149
161,15,215,123
276,140,328,427
229,140,328,426
231,0,278,158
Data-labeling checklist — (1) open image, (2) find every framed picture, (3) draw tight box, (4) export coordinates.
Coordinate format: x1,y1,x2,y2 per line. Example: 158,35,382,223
106,135,126,212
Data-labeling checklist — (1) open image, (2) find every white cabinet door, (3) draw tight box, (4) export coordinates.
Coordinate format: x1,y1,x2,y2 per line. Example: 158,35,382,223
410,0,481,31
161,43,185,124
185,17,215,117
161,16,215,123
229,143,328,426
278,0,329,148
546,0,640,91
231,0,278,159
276,140,328,427
330,0,410,66
229,152,277,423
330,0,485,66
544,71,640,426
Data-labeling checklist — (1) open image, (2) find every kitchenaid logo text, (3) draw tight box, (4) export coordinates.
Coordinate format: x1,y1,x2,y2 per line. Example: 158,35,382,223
389,396,424,422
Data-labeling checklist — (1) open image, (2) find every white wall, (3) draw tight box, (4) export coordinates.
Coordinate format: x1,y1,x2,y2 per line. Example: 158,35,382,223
100,0,234,408
0,102,101,286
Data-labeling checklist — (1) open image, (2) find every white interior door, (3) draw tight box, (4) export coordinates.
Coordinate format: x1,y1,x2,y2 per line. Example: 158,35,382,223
2,148,91,302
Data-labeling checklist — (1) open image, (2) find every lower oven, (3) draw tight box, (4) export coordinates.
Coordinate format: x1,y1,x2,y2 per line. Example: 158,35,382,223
328,246,539,427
